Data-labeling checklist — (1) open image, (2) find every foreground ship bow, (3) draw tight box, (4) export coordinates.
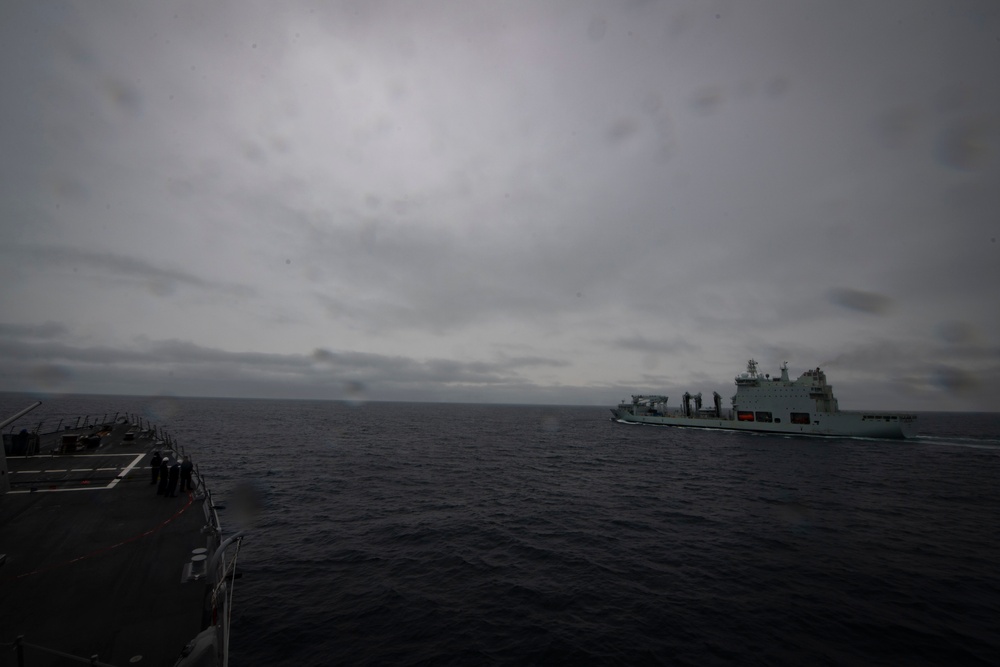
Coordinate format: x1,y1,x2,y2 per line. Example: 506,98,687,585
612,360,917,439
1,404,244,667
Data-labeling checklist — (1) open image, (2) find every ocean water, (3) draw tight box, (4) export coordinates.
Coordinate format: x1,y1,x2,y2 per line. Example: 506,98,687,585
3,396,999,666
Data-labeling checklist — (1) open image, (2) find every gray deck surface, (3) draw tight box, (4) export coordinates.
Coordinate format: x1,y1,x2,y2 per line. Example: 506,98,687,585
1,421,214,667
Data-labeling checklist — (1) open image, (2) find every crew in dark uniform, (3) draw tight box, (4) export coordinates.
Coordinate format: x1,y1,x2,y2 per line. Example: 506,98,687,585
165,460,181,497
179,456,194,492
157,457,170,495
150,451,162,485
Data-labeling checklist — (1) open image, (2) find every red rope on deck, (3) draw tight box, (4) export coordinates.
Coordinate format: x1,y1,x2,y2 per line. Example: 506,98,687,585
1,491,196,584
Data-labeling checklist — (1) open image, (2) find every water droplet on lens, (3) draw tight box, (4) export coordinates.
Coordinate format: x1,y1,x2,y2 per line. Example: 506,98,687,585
343,380,367,407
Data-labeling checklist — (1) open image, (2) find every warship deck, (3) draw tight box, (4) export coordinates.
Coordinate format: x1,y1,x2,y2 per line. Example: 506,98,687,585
1,419,219,667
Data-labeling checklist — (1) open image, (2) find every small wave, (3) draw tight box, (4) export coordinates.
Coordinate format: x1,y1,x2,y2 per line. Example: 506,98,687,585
913,435,1000,450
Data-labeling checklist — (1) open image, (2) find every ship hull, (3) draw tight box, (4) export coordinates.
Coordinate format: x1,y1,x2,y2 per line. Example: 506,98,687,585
611,410,915,439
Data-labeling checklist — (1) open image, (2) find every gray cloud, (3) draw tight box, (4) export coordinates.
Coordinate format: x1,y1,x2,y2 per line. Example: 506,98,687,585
0,330,576,401
1,1,997,411
612,335,700,355
828,288,892,315
10,245,257,299
0,322,68,340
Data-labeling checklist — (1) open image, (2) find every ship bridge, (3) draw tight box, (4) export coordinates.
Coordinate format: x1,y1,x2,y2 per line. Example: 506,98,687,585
733,361,841,422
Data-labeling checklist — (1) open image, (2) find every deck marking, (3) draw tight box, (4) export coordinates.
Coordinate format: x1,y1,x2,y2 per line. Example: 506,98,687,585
1,491,196,583
7,453,140,459
8,453,145,493
10,486,119,494
107,453,145,489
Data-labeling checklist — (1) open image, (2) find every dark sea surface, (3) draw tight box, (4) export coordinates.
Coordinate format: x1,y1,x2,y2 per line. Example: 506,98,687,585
3,395,1000,666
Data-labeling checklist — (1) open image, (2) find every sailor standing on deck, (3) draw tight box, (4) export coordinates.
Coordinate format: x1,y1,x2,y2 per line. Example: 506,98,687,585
150,451,162,485
157,457,170,495
179,456,193,492
165,460,180,497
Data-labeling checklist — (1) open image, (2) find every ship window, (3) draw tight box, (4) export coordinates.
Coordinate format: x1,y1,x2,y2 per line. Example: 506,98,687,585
755,411,772,423
737,411,755,422
774,418,781,423
790,412,810,425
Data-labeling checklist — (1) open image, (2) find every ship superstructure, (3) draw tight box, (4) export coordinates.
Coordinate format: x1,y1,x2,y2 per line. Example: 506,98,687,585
612,360,916,439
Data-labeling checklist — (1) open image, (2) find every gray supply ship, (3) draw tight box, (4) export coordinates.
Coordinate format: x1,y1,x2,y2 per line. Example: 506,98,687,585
1,402,244,667
611,360,916,439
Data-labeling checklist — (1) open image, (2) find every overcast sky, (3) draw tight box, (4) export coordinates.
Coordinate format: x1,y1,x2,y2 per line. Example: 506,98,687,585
1,1,997,411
